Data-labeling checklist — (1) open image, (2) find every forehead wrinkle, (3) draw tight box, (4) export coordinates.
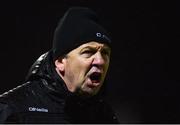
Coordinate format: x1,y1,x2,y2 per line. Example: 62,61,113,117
80,44,110,51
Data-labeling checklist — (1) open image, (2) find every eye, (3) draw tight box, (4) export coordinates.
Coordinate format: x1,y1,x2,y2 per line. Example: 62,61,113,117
82,50,93,54
81,50,95,57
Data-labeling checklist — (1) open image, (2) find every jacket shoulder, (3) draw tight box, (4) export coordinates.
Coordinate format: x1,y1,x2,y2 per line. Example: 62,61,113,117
0,80,44,123
0,80,42,111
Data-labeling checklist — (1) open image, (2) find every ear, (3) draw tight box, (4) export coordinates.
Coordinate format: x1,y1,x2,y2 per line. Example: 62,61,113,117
55,58,66,72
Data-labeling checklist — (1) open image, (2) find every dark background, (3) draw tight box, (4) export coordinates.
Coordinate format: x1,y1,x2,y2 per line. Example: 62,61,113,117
1,0,180,123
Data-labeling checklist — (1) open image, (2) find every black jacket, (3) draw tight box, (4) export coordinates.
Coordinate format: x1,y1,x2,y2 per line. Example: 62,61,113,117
0,51,119,124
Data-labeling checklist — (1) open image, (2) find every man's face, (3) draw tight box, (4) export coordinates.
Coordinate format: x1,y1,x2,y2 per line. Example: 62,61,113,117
55,41,111,97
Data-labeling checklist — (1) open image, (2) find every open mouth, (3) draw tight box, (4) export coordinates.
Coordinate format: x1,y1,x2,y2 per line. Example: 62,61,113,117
89,72,102,83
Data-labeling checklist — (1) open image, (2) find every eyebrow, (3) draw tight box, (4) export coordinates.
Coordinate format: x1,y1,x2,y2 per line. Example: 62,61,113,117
81,45,111,51
79,46,111,55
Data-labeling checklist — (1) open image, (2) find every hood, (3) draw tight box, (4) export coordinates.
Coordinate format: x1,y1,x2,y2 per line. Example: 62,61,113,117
25,50,70,97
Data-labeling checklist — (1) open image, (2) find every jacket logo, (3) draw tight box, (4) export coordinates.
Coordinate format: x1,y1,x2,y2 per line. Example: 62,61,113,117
28,107,48,112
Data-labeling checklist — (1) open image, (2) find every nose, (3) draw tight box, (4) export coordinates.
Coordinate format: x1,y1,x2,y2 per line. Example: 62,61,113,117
92,52,105,66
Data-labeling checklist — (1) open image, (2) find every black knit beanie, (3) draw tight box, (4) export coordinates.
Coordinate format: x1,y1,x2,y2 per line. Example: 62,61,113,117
52,7,112,61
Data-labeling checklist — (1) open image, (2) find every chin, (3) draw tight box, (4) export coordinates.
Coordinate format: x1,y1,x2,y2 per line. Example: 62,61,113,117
76,83,101,97
85,89,100,96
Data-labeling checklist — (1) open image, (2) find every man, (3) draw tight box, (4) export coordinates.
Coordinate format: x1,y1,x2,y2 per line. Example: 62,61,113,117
0,7,119,123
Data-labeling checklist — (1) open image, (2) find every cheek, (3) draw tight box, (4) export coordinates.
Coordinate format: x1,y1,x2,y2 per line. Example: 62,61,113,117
106,63,110,71
74,57,92,71
67,58,91,80
101,62,110,80
104,61,110,72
